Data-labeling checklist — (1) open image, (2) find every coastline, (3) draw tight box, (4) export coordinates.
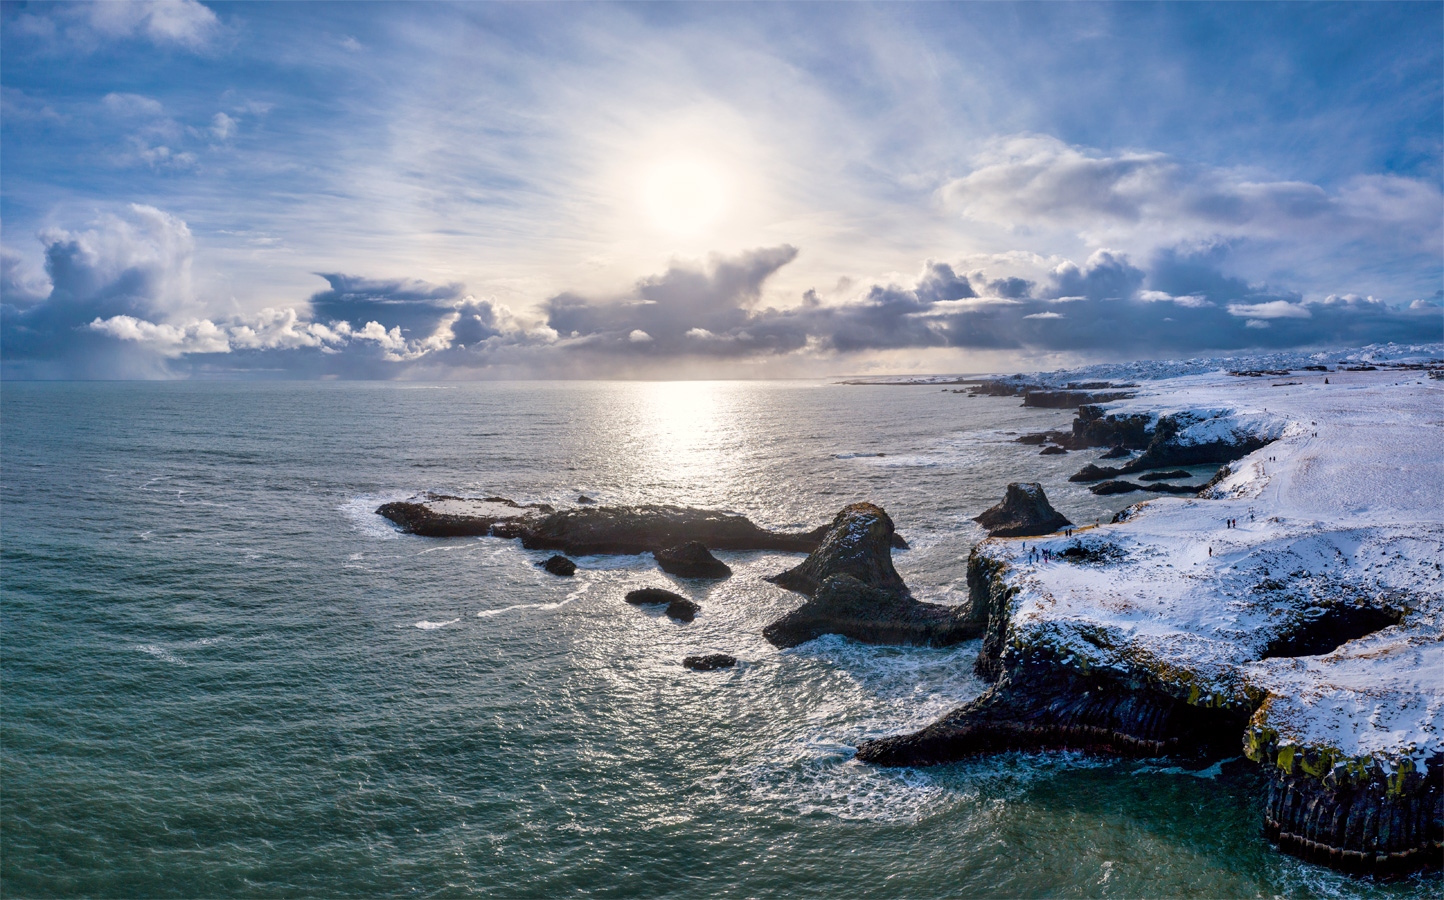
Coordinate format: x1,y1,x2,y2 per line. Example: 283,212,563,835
858,352,1444,873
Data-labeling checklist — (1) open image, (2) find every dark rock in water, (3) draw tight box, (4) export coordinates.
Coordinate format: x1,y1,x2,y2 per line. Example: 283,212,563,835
1022,388,1135,409
1039,445,1067,455
1068,463,1122,483
1137,469,1191,481
654,541,731,579
974,483,1071,537
624,588,698,622
682,653,737,671
521,505,832,556
1014,432,1051,446
376,494,555,537
1091,479,1143,495
539,554,576,576
767,503,908,597
576,495,596,504
1100,446,1131,459
379,494,898,556
854,658,1248,767
763,574,983,649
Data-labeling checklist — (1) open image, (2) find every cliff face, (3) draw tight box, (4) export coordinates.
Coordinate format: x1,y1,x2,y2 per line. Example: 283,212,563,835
858,370,1444,875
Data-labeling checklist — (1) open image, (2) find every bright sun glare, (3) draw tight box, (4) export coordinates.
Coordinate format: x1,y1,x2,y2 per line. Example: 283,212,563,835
640,158,730,238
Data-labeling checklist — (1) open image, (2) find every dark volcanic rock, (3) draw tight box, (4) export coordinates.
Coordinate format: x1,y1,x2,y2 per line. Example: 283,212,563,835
1090,479,1143,495
1100,446,1131,459
974,483,1071,537
539,554,576,576
767,503,907,597
682,653,737,671
376,494,554,537
1023,388,1135,409
1039,445,1067,455
1069,463,1123,483
763,574,983,649
1138,469,1191,481
576,495,596,504
624,588,699,622
654,541,731,579
519,504,828,556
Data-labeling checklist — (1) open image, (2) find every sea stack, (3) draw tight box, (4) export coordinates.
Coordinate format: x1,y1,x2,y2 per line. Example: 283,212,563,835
974,483,1071,537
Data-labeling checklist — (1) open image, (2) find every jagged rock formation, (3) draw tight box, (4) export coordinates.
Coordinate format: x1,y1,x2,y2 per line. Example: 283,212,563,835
1089,479,1198,496
1100,446,1131,459
376,495,555,537
973,483,1071,537
766,503,908,597
624,588,699,622
378,495,831,554
1039,445,1067,455
539,554,576,576
763,574,982,649
1138,469,1192,481
682,653,737,671
654,541,731,579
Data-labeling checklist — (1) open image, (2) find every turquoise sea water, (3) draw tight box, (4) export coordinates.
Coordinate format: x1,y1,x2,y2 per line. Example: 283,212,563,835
2,381,1433,898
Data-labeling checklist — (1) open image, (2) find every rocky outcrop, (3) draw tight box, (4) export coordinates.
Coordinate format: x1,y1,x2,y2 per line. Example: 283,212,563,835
624,588,698,622
683,653,737,671
379,494,840,554
376,494,554,537
1068,464,1122,483
539,555,576,576
1100,446,1131,459
767,503,908,598
974,483,1071,537
1138,469,1192,481
1023,389,1135,409
763,574,983,649
654,541,731,579
1039,445,1067,455
1090,480,1201,496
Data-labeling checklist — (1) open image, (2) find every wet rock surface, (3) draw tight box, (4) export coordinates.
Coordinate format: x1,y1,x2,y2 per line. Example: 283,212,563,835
1137,469,1192,481
974,483,1071,537
539,554,576,576
379,494,831,555
654,541,731,579
682,653,737,671
763,574,983,649
767,502,908,597
624,588,698,622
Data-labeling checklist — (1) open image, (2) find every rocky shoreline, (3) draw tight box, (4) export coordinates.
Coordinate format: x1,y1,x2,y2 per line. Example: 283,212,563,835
854,365,1443,876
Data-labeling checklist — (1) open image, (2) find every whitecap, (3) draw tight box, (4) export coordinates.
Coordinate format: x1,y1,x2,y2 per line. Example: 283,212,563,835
338,493,412,540
135,644,186,665
413,618,460,630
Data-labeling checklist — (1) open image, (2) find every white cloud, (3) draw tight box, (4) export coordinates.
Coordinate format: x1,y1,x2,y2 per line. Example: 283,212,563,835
103,92,165,117
84,1,220,49
209,112,237,140
628,329,652,342
1227,300,1312,319
1023,311,1064,319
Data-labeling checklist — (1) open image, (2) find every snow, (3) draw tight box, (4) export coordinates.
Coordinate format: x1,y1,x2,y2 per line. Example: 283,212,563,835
977,363,1444,776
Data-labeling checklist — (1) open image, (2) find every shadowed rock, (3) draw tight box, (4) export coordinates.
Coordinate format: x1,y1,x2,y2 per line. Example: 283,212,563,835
1069,464,1122,483
539,555,576,576
378,494,838,554
1138,469,1191,481
654,541,731,579
763,574,982,649
766,503,907,597
1100,446,1131,459
974,483,1071,537
682,654,737,671
1039,445,1067,455
624,588,698,622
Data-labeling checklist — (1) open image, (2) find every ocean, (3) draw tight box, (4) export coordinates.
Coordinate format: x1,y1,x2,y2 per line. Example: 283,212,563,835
0,380,1426,898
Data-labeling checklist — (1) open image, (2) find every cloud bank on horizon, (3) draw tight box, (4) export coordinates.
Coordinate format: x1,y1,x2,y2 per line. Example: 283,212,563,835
2,1,1440,378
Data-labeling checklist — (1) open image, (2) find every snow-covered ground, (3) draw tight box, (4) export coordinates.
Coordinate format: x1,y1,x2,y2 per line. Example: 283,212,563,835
978,361,1443,779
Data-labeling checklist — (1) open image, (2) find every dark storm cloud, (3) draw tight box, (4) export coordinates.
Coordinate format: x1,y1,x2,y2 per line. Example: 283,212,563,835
306,273,466,338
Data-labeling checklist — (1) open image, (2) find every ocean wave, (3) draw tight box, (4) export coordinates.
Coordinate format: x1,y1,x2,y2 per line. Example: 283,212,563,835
338,493,413,540
412,618,460,630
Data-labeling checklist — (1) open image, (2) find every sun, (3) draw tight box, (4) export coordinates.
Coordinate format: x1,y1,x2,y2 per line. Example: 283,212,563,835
640,157,730,238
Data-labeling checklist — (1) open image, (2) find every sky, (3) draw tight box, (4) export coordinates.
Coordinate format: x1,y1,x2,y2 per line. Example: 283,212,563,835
2,0,1441,379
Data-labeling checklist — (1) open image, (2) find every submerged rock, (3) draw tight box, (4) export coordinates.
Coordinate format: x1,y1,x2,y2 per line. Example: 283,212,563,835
576,494,596,504
763,574,982,649
1069,463,1122,483
654,541,731,579
682,653,737,671
974,483,1071,537
539,554,576,576
624,588,698,622
1090,479,1142,495
766,502,907,597
1100,446,1131,459
1039,445,1067,455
